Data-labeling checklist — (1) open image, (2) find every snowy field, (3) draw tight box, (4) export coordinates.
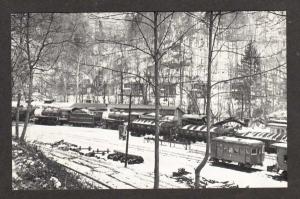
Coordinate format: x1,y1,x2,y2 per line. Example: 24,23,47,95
12,123,287,189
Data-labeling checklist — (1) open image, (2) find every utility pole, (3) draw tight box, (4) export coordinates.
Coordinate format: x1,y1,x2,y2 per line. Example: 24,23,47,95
124,90,132,168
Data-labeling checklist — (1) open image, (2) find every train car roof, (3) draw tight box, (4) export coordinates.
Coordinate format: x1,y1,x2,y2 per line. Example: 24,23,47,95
271,142,287,149
236,127,287,143
111,104,185,112
267,122,287,128
213,136,264,145
213,117,247,127
70,103,108,110
182,114,206,120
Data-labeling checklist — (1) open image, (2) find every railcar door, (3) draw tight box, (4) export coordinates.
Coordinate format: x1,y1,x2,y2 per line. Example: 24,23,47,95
216,142,223,159
245,147,251,163
239,146,246,164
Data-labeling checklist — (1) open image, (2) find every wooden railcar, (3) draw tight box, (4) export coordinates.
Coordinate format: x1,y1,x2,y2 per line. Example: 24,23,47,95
210,136,265,168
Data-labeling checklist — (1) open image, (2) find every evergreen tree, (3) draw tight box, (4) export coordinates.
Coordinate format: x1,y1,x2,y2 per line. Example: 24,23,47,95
232,40,261,118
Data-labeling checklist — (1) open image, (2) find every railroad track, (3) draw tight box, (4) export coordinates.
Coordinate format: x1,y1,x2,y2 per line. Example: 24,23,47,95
63,134,205,161
37,144,185,189
14,143,114,189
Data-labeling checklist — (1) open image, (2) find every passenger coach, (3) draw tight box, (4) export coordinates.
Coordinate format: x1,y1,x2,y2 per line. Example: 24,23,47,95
210,136,265,168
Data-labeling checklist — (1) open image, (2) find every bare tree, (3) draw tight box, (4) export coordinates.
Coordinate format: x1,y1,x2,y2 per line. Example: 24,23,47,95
11,13,73,141
194,11,214,188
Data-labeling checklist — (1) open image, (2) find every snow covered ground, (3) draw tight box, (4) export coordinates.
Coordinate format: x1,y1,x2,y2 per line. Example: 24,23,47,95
12,123,287,189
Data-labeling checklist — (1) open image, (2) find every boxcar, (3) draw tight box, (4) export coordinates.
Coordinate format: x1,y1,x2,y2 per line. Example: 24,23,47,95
210,136,265,168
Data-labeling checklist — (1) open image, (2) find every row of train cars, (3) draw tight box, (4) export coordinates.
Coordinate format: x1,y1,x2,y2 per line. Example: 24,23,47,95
12,102,287,177
11,102,240,141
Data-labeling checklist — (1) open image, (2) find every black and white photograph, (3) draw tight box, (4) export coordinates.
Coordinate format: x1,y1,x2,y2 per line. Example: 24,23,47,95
11,11,287,189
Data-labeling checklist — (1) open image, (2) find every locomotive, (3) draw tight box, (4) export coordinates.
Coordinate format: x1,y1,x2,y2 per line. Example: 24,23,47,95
130,113,178,138
34,106,71,125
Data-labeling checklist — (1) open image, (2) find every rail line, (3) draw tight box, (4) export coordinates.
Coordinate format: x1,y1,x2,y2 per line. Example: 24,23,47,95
15,144,114,189
37,144,186,188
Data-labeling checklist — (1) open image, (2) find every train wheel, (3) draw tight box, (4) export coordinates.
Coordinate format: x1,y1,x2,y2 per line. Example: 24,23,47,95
244,163,252,169
282,171,287,179
238,163,245,167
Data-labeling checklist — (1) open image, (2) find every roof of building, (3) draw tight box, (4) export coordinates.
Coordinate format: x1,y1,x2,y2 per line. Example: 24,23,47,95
236,127,287,143
267,123,287,128
182,114,206,120
181,124,218,133
213,136,264,145
131,119,166,126
271,142,287,149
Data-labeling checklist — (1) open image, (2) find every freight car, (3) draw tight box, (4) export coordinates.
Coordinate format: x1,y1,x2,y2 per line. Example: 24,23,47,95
210,136,265,168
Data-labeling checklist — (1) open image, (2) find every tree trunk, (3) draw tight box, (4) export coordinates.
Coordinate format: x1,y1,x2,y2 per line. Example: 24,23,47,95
141,83,148,105
203,96,207,114
120,71,124,104
20,70,33,141
179,39,183,107
103,83,106,104
153,11,160,189
15,92,21,139
76,53,81,103
195,11,213,189
241,93,244,119
20,13,33,142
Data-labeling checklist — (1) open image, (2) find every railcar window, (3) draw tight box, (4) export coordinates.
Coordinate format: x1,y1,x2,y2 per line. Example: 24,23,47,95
224,146,228,152
233,147,239,153
251,148,257,155
246,148,250,154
